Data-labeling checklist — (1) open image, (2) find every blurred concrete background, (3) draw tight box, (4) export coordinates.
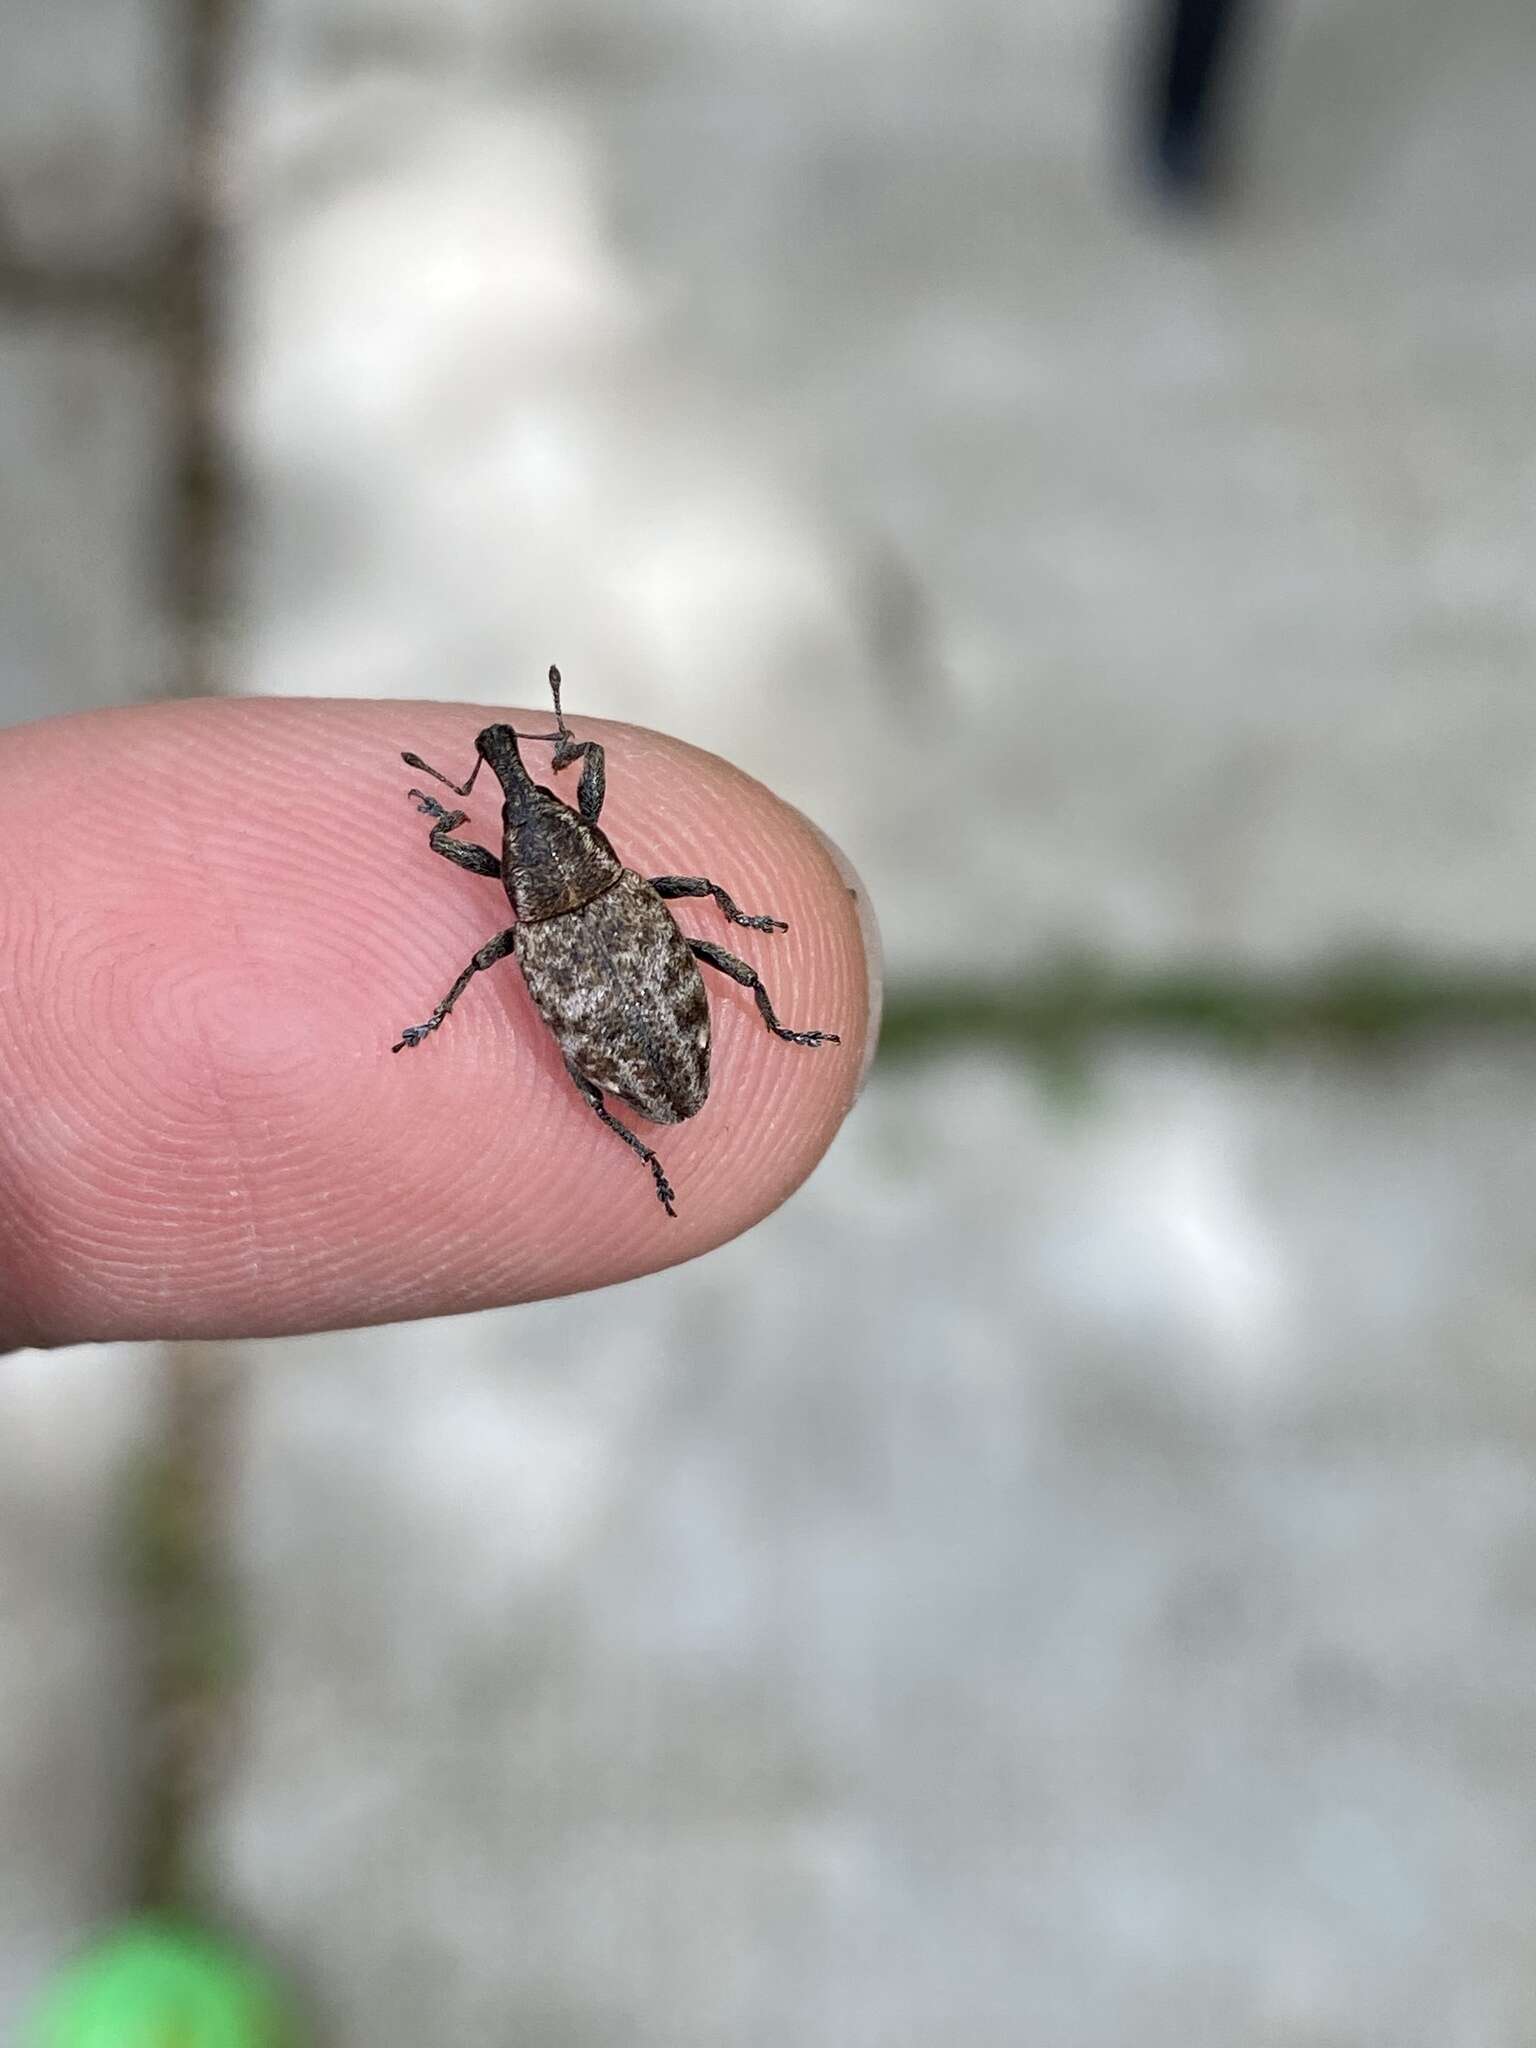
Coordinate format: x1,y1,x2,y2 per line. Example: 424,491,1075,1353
4,0,1536,2041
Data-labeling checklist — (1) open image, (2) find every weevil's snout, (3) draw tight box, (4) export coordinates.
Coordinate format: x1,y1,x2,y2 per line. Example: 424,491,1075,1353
475,721,531,786
476,722,520,762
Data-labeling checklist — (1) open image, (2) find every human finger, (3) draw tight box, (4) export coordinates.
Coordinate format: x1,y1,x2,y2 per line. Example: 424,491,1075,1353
0,696,876,1345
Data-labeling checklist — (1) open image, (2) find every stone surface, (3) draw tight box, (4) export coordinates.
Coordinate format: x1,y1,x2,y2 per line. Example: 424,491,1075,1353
230,0,1536,975
207,1048,1536,2047
0,1346,162,2035
0,0,179,271
0,321,171,724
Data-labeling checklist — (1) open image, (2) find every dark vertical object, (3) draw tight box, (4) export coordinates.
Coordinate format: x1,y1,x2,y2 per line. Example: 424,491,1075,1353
135,0,239,1918
1143,0,1254,200
132,1350,239,1915
165,0,235,699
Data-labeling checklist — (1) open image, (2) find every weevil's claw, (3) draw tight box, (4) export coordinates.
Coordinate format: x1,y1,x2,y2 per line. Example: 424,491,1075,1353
408,792,470,835
738,913,789,933
392,1023,432,1051
785,1029,839,1047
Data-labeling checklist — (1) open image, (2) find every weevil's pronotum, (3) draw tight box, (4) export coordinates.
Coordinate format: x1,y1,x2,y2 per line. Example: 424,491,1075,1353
392,667,840,1215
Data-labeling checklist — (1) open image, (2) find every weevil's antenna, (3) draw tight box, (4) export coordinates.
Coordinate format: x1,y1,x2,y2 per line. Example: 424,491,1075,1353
509,663,575,749
547,663,576,746
401,749,484,796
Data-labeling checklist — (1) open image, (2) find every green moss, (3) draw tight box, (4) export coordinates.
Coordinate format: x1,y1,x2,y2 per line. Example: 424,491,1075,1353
876,957,1536,1065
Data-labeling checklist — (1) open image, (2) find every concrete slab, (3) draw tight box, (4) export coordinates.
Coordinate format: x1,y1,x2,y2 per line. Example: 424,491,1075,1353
206,1048,1536,2046
0,0,179,271
230,0,1536,975
0,320,170,723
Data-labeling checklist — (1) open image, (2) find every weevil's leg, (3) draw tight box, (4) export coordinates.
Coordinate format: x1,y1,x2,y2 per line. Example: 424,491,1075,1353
544,663,607,824
393,928,516,1051
406,790,502,879
564,1061,678,1218
649,876,788,934
551,734,605,825
688,939,841,1047
400,747,486,799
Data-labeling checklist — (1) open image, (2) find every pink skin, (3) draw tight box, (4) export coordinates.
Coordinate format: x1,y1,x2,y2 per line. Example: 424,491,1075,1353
0,698,877,1346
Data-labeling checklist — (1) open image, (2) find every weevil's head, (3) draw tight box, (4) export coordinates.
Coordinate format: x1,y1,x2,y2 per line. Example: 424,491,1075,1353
474,722,533,798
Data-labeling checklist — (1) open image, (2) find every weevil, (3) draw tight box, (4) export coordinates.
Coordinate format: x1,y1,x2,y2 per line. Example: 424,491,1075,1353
392,667,840,1216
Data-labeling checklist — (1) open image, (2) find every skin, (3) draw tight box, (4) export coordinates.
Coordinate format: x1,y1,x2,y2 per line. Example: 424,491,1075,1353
0,698,878,1348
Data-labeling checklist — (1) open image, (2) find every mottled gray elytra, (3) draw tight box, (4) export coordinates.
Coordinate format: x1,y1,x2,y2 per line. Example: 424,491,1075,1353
393,666,840,1216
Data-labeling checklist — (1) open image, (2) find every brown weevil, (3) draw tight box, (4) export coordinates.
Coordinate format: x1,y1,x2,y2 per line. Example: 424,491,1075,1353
392,667,840,1215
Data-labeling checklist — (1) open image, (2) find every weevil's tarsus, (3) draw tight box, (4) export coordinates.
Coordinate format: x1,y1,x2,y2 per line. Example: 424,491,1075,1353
650,875,788,934
566,1060,678,1218
407,791,502,879
393,927,516,1051
688,938,841,1047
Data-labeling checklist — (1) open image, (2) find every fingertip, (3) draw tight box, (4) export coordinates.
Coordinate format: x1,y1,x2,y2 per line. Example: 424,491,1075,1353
0,697,876,1341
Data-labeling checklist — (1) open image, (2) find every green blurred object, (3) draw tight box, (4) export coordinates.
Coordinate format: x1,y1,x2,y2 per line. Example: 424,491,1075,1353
25,1922,294,2048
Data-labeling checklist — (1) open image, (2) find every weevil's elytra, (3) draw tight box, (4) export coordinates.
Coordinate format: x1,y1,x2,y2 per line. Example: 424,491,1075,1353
392,666,840,1216
515,870,711,1123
